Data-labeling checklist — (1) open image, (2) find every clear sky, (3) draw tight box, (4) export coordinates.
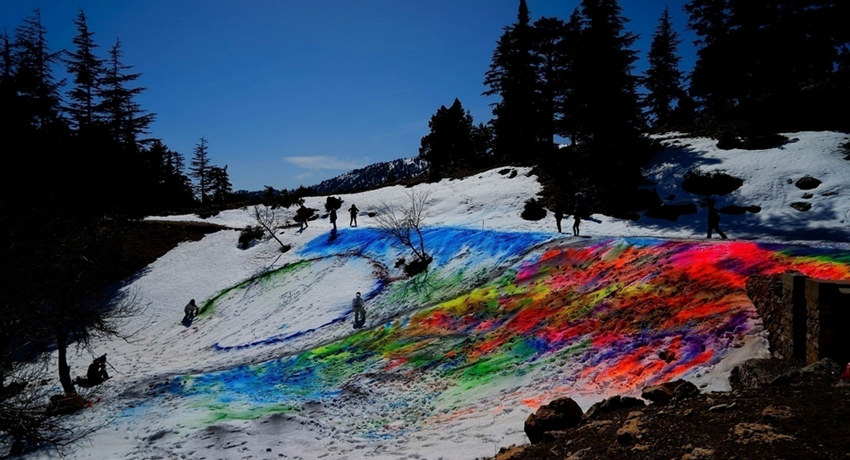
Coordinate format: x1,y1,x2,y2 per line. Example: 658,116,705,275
1,1,695,191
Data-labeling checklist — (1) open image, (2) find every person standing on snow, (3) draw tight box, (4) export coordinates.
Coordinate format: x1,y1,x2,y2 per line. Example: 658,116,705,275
572,192,587,237
349,204,359,227
352,291,366,328
705,199,727,239
554,207,564,233
329,207,338,231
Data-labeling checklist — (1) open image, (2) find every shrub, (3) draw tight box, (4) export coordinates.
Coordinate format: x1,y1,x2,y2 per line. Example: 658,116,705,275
521,198,547,221
238,225,264,249
682,169,744,196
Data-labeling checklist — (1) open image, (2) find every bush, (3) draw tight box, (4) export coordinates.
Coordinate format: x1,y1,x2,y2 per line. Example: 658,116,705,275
521,198,547,221
238,225,264,249
682,169,744,196
644,203,698,221
403,255,432,277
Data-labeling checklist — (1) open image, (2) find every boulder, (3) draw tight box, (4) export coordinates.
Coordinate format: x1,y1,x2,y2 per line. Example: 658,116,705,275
584,395,645,420
794,176,821,190
524,397,584,444
615,411,644,445
790,202,812,212
641,379,699,405
729,358,792,391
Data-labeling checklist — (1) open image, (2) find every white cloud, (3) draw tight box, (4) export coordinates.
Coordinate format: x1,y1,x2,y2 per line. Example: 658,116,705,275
284,155,360,170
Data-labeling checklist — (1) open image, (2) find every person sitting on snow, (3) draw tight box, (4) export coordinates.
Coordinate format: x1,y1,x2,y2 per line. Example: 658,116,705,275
182,299,199,326
86,354,109,385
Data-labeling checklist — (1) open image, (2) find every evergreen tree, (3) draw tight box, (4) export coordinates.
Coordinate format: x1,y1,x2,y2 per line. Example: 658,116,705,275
531,17,574,148
190,137,211,205
687,0,849,131
65,9,104,130
208,165,232,205
644,7,686,130
483,0,544,161
419,98,483,178
12,9,64,130
98,38,154,149
564,0,643,148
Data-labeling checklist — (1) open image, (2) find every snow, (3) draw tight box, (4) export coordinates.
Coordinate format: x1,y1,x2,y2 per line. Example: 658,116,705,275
26,132,850,459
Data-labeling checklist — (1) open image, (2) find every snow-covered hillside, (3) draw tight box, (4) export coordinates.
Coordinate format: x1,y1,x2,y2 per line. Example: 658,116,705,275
29,132,850,460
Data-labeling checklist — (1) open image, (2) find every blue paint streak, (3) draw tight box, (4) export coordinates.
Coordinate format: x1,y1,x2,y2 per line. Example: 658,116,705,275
299,227,554,268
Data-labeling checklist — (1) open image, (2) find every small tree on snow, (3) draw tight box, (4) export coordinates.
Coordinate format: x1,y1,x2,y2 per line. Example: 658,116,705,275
251,205,288,251
374,191,431,273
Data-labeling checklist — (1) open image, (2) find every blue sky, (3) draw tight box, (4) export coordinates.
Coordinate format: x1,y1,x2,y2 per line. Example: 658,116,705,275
2,1,695,191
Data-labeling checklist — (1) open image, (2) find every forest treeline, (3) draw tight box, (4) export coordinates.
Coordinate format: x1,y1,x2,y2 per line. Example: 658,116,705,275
419,0,849,214
1,0,849,455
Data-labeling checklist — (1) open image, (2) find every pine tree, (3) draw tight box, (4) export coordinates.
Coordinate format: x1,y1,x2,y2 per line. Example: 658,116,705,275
98,38,154,149
65,9,104,130
208,165,232,205
644,7,685,130
419,98,481,178
190,137,211,205
565,0,643,147
483,0,544,161
531,17,574,148
687,0,849,132
13,9,64,130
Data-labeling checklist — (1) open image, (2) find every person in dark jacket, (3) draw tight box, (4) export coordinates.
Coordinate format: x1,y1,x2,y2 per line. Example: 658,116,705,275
554,208,563,233
86,355,109,384
572,192,587,237
706,200,727,239
349,204,359,227
296,205,310,230
352,291,366,328
329,208,338,231
182,299,199,326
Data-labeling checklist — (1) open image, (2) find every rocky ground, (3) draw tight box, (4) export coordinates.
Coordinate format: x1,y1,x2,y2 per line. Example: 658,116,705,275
489,359,850,460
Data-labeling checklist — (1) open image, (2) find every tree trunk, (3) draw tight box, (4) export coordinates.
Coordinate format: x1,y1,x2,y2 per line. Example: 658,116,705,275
55,327,76,395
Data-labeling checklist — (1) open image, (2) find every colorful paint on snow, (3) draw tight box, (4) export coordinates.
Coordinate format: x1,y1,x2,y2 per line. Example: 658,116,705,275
167,234,850,439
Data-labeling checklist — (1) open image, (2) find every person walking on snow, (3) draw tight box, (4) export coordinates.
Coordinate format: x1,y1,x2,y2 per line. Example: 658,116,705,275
706,199,727,239
349,204,359,227
352,291,366,328
329,207,337,231
296,204,309,231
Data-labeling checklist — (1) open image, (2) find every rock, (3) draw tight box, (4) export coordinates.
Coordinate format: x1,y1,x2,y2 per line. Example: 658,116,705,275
729,358,793,391
761,405,793,421
524,397,584,444
584,395,645,420
802,193,813,199
641,380,699,405
771,358,842,386
673,380,700,400
642,384,674,404
731,423,795,444
790,202,812,212
682,447,716,459
616,411,643,445
494,444,531,460
795,176,822,190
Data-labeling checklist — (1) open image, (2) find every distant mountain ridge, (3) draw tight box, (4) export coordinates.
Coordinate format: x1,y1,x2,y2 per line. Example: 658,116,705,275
310,157,429,195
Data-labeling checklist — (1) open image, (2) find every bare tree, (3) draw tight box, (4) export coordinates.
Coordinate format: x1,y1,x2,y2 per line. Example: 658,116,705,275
251,205,288,251
374,191,432,269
